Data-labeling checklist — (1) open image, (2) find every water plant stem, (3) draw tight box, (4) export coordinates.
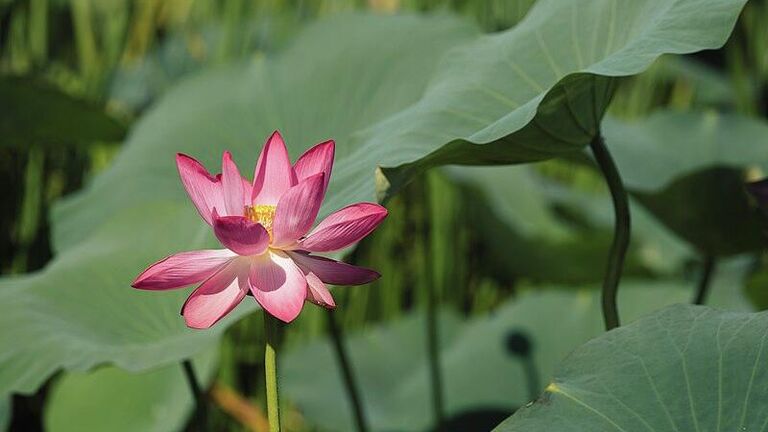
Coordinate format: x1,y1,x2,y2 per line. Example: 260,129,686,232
522,356,541,403
693,256,716,305
426,279,445,429
327,310,369,432
182,359,207,431
264,314,282,432
590,134,631,331
426,172,446,430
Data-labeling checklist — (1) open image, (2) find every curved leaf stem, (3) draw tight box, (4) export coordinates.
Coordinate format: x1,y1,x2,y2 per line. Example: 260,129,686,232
264,314,282,432
182,359,208,431
327,310,369,432
590,134,631,331
522,355,541,403
693,256,716,305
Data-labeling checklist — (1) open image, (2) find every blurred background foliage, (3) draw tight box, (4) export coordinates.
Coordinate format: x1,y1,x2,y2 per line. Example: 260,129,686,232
1,0,767,431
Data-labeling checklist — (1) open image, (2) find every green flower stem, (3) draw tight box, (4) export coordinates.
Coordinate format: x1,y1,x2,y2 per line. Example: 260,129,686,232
426,279,445,429
264,314,282,432
522,355,541,403
181,359,207,431
693,256,716,305
590,134,631,331
426,171,446,430
327,310,369,432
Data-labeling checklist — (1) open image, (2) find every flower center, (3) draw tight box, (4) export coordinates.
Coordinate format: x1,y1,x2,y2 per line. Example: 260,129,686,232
244,204,276,239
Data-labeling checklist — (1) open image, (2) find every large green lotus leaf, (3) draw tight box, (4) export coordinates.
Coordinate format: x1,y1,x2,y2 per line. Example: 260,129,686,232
446,166,571,242
44,349,216,432
603,111,768,256
493,304,768,431
655,56,737,106
0,204,253,393
448,165,692,278
0,0,747,395
633,167,765,256
282,284,691,431
547,185,695,275
0,76,126,147
448,166,653,283
372,0,745,193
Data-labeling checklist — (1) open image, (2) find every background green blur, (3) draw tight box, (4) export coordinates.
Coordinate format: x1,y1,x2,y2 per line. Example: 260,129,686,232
2,0,768,431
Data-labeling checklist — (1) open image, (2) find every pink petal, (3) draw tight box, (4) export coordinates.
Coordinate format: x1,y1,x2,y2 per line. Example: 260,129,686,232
176,153,226,225
132,249,236,290
299,202,388,252
249,251,307,323
305,272,335,309
212,212,270,256
288,251,380,285
293,140,334,195
271,173,326,248
251,131,298,206
242,177,253,200
221,151,246,216
182,259,249,329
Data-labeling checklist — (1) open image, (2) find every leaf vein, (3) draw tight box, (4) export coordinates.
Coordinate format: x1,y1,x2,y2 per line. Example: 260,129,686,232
740,322,768,430
535,29,563,79
503,58,546,94
550,384,629,432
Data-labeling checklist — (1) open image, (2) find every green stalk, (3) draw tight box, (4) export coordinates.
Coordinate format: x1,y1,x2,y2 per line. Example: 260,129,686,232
426,173,445,430
425,279,445,429
327,310,368,432
589,134,631,331
28,0,48,64
181,359,207,431
11,147,44,273
264,314,282,432
70,0,100,83
693,256,716,305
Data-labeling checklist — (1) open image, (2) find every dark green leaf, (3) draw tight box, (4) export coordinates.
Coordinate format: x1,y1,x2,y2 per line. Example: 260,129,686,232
449,165,694,279
603,111,768,256
449,166,653,283
493,304,768,431
0,395,8,431
0,204,252,393
633,168,763,256
0,76,126,147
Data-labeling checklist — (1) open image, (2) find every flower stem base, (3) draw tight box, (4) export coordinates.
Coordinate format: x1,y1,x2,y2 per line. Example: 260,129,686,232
264,314,282,432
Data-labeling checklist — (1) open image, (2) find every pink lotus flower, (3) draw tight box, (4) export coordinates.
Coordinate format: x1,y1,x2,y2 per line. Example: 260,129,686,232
132,132,387,328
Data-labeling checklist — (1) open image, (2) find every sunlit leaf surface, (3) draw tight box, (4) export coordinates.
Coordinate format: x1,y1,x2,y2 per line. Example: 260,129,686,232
44,349,216,432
